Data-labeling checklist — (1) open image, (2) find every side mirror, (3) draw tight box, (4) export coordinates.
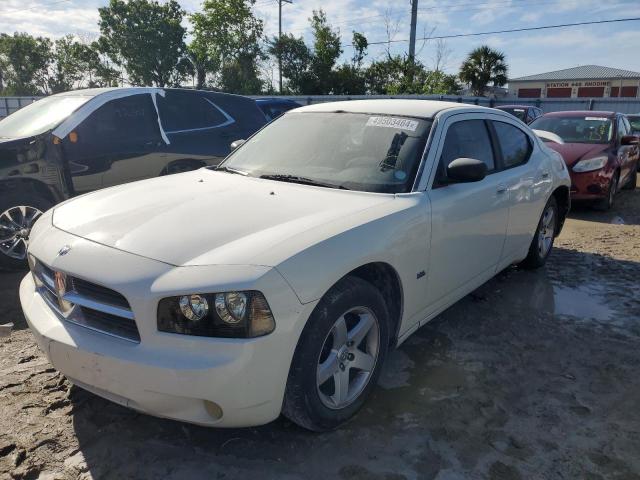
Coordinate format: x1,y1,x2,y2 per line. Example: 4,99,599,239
230,139,246,151
446,158,488,183
621,135,639,146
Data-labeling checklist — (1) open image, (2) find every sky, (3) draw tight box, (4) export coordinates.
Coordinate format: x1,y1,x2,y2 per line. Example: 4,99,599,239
1,0,640,80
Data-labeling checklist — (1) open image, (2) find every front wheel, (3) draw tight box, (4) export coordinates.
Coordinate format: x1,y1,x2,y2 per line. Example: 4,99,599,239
623,168,637,190
520,196,558,270
283,276,390,431
0,191,52,270
596,172,618,210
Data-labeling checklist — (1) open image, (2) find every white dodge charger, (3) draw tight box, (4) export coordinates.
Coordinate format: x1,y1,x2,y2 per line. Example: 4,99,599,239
20,100,571,431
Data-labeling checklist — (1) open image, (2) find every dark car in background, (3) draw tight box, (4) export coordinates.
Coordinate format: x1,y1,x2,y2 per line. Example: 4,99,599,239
496,105,543,124
255,98,301,121
0,87,267,269
530,111,639,209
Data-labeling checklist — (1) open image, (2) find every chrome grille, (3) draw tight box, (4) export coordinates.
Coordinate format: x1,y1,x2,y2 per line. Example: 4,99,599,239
30,257,140,343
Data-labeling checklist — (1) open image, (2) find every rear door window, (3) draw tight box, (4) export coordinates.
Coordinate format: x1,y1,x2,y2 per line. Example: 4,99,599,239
157,91,235,133
492,121,532,168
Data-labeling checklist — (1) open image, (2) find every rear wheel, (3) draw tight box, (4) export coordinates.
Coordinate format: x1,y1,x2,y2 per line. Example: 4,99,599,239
283,276,390,431
0,191,52,270
520,196,558,270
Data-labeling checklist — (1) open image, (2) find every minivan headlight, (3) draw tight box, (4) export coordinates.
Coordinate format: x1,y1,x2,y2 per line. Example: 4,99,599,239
573,155,608,172
158,291,275,338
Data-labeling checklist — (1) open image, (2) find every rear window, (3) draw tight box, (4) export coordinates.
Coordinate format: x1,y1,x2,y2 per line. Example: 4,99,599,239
498,107,527,122
529,115,613,144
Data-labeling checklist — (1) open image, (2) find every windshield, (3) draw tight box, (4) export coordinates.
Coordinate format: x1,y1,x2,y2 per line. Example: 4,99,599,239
499,107,527,121
529,115,613,144
220,112,432,193
0,95,92,139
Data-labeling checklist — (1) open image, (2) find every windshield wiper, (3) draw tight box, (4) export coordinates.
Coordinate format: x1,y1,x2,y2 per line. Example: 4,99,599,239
215,165,248,176
260,174,348,190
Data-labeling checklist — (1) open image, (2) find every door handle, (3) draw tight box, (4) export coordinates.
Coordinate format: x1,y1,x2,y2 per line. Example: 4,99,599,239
496,184,508,194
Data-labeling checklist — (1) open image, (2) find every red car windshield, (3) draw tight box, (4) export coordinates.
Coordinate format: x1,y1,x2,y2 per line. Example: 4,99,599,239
530,115,613,144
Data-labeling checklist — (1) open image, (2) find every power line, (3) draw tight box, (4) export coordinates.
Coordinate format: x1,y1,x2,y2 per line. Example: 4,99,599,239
350,17,640,47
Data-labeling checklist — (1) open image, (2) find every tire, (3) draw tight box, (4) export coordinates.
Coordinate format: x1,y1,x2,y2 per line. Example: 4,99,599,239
520,196,558,270
0,191,52,270
596,172,619,211
160,159,205,176
623,168,637,190
283,276,390,431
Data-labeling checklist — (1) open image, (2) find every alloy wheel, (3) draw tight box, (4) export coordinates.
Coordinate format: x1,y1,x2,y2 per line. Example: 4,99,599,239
537,206,555,258
0,206,43,260
316,306,380,409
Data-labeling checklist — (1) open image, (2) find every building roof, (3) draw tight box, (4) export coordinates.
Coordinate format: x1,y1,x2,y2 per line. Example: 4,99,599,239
510,65,640,82
295,99,493,118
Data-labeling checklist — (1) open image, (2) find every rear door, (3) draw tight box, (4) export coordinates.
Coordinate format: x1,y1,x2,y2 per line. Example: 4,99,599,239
62,94,164,191
616,116,635,185
489,119,549,262
157,90,242,170
425,114,511,307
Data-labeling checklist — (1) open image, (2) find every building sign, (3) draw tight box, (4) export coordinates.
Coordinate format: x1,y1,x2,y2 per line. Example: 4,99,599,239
546,81,611,88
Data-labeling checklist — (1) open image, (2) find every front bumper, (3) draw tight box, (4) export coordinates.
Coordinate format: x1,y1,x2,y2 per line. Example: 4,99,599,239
20,227,315,427
569,167,613,200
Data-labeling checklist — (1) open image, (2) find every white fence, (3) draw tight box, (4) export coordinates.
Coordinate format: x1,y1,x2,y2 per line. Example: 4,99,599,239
2,94,640,119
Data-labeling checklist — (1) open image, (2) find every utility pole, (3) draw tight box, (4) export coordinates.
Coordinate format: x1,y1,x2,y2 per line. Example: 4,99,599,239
408,0,418,64
278,0,292,94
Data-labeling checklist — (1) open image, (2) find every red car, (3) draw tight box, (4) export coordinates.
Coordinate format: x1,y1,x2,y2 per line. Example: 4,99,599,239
530,111,639,209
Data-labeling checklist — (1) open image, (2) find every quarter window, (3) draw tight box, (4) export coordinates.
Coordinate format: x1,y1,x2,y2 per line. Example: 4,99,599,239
440,120,496,172
492,121,532,168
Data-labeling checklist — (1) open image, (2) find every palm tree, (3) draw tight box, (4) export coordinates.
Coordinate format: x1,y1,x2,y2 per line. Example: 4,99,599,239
459,45,508,97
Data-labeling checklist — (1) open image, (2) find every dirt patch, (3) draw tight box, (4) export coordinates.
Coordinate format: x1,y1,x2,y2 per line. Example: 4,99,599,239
1,185,640,479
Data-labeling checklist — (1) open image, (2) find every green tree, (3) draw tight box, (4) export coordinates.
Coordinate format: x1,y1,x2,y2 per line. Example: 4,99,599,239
333,32,368,95
308,9,342,93
189,0,264,92
97,0,188,87
365,55,429,94
0,32,52,95
422,70,462,95
267,33,313,94
459,45,508,96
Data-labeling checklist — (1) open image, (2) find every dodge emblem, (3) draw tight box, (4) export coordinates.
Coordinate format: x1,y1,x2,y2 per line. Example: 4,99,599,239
57,245,71,257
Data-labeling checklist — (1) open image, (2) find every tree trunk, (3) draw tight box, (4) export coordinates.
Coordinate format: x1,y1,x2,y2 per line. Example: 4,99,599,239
196,66,206,90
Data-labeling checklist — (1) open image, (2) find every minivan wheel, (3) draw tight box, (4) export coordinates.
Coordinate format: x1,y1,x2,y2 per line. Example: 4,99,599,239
283,276,390,431
0,192,51,270
520,196,558,270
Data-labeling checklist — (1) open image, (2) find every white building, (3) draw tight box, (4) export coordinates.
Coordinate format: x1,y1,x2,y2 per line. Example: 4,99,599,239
508,65,640,99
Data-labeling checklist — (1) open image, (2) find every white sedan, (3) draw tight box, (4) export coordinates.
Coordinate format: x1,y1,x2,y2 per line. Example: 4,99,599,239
20,100,571,431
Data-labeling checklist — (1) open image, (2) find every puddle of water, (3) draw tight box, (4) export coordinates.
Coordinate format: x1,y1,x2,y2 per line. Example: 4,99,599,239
553,285,614,321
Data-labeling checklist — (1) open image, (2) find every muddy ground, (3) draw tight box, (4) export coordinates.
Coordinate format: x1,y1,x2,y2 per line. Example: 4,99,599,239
1,184,640,480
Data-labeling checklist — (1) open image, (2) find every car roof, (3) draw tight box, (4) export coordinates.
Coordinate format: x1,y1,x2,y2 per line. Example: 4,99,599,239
543,110,616,118
50,87,245,99
293,99,494,118
497,104,534,109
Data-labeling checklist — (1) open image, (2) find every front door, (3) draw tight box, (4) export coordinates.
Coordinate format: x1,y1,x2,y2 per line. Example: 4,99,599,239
426,115,511,307
62,93,165,192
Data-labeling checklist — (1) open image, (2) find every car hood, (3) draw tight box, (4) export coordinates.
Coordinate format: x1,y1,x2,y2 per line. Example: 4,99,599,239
52,169,395,267
545,142,609,167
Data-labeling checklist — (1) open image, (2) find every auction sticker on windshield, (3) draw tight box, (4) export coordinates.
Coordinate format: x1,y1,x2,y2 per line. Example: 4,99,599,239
366,116,419,132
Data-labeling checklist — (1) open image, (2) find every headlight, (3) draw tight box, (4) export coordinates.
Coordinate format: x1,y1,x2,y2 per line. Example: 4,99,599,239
573,155,608,172
157,290,275,338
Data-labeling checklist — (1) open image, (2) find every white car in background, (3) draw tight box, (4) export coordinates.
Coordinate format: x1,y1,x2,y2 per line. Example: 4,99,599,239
20,100,571,431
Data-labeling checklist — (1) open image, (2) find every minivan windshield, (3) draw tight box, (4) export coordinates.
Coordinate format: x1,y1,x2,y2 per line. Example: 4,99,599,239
0,95,92,139
529,115,613,144
219,112,432,193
